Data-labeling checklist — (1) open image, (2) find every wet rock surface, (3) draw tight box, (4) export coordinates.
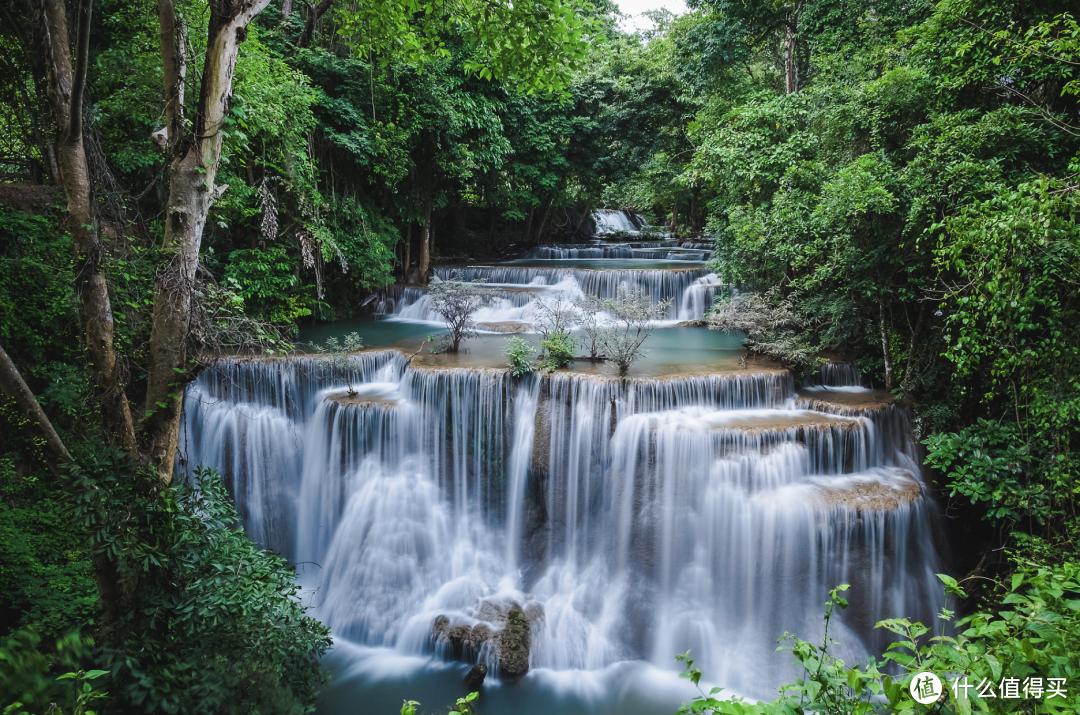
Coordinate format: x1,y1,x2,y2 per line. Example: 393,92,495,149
431,600,543,682
494,605,531,681
463,663,487,691
477,321,533,333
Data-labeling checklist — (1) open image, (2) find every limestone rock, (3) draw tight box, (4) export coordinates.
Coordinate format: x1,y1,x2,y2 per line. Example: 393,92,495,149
477,321,532,333
431,600,544,682
494,605,531,681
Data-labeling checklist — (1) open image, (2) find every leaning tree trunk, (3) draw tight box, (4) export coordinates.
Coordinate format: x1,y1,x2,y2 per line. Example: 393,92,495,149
143,0,272,482
41,0,137,453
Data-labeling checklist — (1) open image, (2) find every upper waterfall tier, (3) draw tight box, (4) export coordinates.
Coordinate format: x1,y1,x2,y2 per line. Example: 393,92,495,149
524,242,710,261
593,208,647,234
373,264,724,324
182,355,944,702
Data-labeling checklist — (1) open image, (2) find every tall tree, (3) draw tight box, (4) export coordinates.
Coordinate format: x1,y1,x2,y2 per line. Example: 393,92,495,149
39,0,137,453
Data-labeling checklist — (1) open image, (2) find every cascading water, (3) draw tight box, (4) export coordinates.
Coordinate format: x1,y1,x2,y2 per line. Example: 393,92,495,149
525,242,709,261
380,265,724,325
593,209,647,234
182,347,945,711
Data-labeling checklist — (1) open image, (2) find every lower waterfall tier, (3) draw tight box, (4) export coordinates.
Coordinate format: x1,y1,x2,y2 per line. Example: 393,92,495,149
182,355,945,703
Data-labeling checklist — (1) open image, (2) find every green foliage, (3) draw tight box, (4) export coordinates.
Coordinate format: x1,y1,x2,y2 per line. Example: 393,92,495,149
675,567,1080,714
0,628,100,715
0,454,96,641
63,458,331,715
540,332,577,371
223,245,313,325
535,296,577,370
503,337,537,377
399,690,478,715
0,204,76,370
334,0,601,95
924,420,1047,525
707,290,820,369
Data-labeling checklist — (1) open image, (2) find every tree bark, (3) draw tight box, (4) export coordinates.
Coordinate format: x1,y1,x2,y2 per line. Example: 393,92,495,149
143,0,273,482
40,0,137,454
157,0,186,157
879,294,893,391
534,195,553,243
523,207,535,242
901,301,927,395
0,344,71,471
297,0,334,48
784,23,798,94
418,199,433,281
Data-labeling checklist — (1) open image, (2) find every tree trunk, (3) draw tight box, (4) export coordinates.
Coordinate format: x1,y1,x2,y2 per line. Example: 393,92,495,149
534,195,553,243
901,302,927,395
879,294,893,391
523,207,535,242
40,0,137,453
573,204,593,239
784,24,798,94
418,199,433,281
297,0,334,48
157,0,185,157
0,343,71,471
143,0,273,483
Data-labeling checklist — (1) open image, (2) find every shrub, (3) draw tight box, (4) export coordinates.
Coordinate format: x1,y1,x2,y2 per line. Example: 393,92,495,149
573,295,605,359
312,332,364,395
427,272,486,353
540,332,577,371
676,563,1080,715
706,288,818,369
503,337,537,377
65,457,332,715
600,287,671,376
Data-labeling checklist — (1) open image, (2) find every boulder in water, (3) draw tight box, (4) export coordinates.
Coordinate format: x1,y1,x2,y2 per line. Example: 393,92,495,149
432,616,492,661
494,605,531,681
431,600,542,682
463,663,487,691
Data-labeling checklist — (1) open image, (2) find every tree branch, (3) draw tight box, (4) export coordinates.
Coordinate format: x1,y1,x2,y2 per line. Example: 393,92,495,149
157,0,187,153
0,343,71,471
69,0,93,141
298,0,335,48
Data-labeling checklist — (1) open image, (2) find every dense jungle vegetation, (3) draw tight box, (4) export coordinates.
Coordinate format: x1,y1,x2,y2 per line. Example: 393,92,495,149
1,0,1080,711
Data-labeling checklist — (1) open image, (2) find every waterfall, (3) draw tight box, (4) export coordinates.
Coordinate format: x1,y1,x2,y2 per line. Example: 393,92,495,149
803,363,870,393
377,266,723,324
593,209,646,234
183,355,945,702
524,242,709,261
